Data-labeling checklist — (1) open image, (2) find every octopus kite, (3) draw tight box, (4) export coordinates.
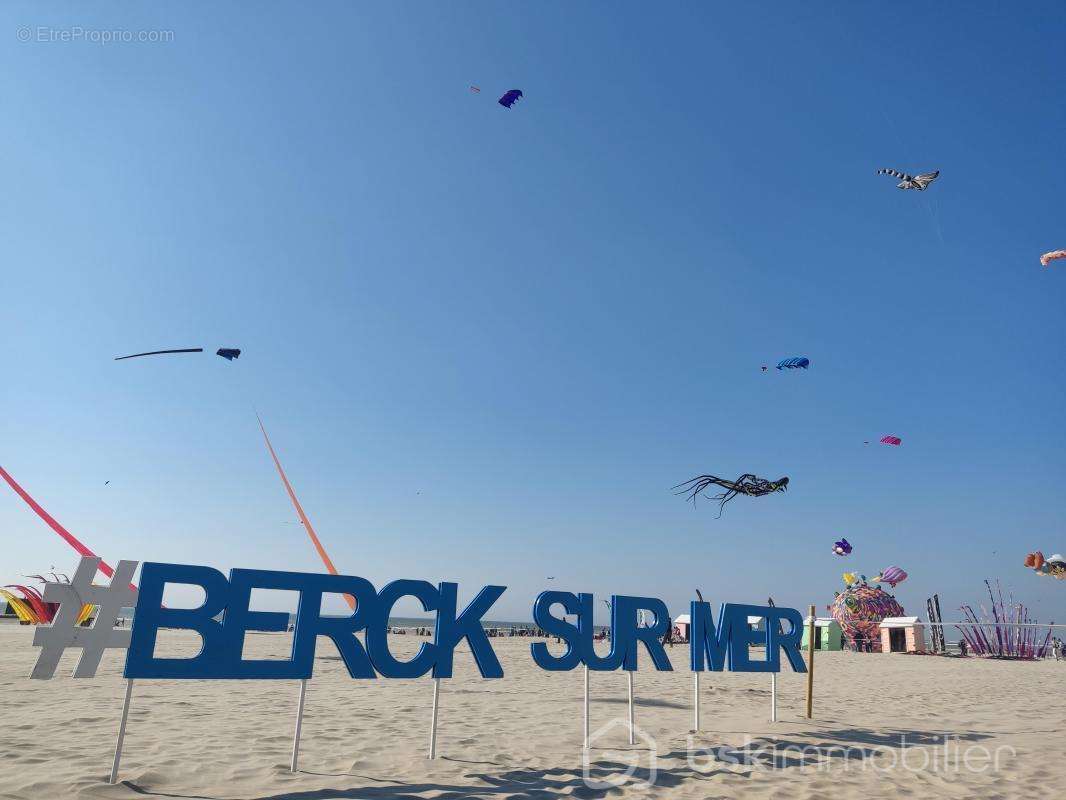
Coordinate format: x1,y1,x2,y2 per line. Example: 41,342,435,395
877,168,940,191
674,473,788,518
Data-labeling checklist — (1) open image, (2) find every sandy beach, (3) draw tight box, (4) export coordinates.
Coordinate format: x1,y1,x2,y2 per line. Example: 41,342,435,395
1,624,1062,799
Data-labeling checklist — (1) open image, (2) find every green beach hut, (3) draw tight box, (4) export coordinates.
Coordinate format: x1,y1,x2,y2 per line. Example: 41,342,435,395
801,617,843,651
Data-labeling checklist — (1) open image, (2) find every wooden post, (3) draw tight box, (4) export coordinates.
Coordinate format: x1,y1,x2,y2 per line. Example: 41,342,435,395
109,679,134,785
627,671,635,744
805,604,815,719
693,672,700,730
429,678,440,759
290,679,308,772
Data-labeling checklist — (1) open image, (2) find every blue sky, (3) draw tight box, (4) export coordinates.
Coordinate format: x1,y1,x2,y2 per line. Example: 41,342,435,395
2,2,1065,625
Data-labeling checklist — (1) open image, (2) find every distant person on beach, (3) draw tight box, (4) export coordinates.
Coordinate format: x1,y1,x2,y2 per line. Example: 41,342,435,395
958,639,968,657
1053,637,1063,661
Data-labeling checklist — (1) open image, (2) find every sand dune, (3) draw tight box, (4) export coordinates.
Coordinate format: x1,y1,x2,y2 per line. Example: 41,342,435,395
1,624,1062,799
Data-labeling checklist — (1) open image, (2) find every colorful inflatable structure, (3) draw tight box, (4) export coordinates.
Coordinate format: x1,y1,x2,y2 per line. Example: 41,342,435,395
829,579,905,651
0,580,93,625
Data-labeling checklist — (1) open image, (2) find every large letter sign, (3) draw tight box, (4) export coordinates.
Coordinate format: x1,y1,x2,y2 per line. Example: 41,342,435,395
125,563,506,680
530,592,672,672
689,601,807,674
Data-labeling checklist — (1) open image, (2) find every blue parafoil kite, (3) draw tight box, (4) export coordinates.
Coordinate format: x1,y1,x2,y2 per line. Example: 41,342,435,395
777,357,810,370
498,89,523,108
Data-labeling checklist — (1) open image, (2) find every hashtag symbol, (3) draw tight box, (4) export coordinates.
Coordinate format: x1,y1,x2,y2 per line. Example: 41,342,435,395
31,556,138,679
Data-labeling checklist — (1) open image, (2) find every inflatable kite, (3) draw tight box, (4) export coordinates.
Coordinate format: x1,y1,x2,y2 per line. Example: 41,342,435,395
1026,551,1066,579
833,538,852,556
880,435,902,446
777,357,810,370
498,89,523,108
874,566,908,587
216,348,241,361
877,168,940,191
1024,551,1046,570
1040,250,1066,267
674,473,788,518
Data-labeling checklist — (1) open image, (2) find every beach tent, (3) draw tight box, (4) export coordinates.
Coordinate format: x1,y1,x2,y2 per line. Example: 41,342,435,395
801,617,844,651
878,616,926,653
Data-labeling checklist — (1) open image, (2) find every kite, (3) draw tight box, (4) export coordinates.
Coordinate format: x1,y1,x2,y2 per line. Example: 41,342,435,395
1024,551,1046,570
833,538,852,556
877,168,940,191
0,465,138,591
216,348,241,361
1026,551,1066,579
874,566,907,587
114,348,203,360
880,435,902,446
470,86,481,93
256,415,355,611
777,357,810,370
761,366,768,372
498,89,523,108
842,572,858,586
674,473,789,518
1040,250,1066,267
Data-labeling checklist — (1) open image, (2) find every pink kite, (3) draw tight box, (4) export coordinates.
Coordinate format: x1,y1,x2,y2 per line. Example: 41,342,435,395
1040,250,1066,267
0,465,137,592
880,435,902,446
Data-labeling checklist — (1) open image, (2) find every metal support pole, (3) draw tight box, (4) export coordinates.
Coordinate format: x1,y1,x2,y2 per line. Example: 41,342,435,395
693,671,700,730
770,672,777,722
429,678,440,759
627,671,635,744
109,679,134,785
290,679,308,773
583,666,590,750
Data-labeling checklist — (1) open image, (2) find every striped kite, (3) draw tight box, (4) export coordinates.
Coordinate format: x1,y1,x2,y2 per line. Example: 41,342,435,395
877,168,939,191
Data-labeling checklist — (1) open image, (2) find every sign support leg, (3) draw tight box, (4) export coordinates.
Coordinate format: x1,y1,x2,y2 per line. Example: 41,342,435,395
770,672,777,722
583,666,590,750
429,677,440,759
109,679,134,785
693,672,700,731
290,679,308,773
627,670,635,744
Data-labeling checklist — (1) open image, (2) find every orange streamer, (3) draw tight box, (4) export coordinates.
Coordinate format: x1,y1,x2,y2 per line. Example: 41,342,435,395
256,415,355,611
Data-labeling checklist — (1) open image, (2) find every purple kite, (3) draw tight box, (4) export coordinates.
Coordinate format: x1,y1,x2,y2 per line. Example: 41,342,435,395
832,538,852,556
498,89,523,108
875,566,907,587
880,435,902,446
